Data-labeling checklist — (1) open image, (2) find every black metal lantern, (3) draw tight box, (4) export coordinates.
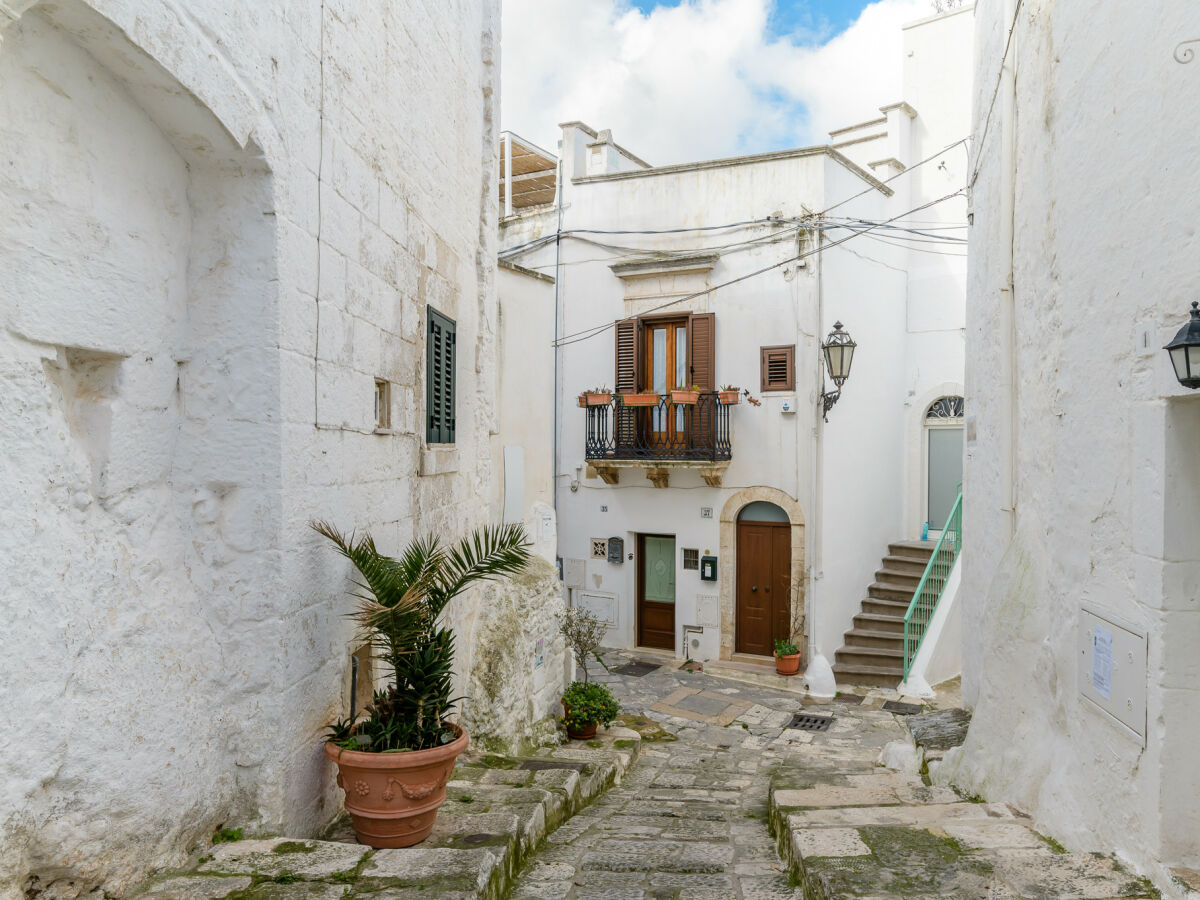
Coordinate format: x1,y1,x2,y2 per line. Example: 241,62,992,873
1165,302,1200,389
820,321,856,420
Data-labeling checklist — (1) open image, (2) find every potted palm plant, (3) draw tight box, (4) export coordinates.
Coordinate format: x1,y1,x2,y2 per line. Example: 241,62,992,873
313,521,530,848
774,637,802,676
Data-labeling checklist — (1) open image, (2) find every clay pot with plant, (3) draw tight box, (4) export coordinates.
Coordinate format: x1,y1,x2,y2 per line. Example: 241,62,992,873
670,385,701,406
580,386,613,407
314,521,531,848
557,606,622,739
774,637,802,676
620,390,660,407
718,385,741,405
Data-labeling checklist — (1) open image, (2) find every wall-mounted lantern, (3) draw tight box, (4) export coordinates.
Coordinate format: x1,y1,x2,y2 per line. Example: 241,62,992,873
1165,302,1200,389
820,321,856,420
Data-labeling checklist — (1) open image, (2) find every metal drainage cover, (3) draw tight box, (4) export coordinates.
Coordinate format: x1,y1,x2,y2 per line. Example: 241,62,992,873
462,833,496,845
882,700,924,716
786,713,834,732
613,661,661,677
833,693,865,705
519,759,588,772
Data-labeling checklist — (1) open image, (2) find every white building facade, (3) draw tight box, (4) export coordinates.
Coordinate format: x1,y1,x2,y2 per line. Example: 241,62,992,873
0,1,564,897
943,0,1200,890
499,7,974,689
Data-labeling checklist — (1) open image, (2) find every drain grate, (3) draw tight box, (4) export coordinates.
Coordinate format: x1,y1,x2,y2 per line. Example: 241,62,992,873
834,693,865,705
786,713,834,732
519,759,588,772
882,700,924,716
613,661,661,677
462,833,496,845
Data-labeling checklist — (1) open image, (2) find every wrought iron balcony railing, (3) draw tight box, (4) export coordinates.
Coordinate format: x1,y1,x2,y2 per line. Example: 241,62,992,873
584,393,732,463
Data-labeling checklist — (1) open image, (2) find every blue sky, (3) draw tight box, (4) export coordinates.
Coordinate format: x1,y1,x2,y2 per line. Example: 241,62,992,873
626,0,878,40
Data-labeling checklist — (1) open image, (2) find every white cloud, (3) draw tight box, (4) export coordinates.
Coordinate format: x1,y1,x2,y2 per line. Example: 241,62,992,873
501,0,931,166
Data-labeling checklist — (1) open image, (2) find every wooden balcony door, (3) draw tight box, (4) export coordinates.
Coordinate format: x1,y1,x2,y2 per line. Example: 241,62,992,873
644,318,688,448
637,534,676,650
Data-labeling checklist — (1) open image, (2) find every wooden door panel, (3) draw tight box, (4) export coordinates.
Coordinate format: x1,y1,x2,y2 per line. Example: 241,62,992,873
638,534,675,650
771,526,791,644
736,523,774,655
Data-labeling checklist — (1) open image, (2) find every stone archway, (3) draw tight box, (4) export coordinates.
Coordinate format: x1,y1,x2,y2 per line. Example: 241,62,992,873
718,487,805,660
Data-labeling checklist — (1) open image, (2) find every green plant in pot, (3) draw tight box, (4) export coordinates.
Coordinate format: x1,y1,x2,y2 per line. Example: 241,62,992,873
313,520,530,848
557,606,621,739
773,637,802,676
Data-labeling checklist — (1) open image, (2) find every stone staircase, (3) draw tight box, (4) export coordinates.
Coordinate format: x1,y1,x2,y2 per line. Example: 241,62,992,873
833,541,935,688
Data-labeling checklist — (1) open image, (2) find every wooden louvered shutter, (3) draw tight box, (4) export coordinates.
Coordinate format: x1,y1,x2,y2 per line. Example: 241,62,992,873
760,345,795,392
426,308,456,443
614,318,641,448
688,313,715,449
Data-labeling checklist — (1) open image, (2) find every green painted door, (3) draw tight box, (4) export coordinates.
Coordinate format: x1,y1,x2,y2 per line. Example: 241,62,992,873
638,535,675,649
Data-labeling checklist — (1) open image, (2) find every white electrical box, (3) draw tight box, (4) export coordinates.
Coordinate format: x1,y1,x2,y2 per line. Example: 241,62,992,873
1077,605,1147,743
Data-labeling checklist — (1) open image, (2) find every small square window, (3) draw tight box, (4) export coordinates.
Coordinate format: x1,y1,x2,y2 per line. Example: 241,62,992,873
591,538,609,560
374,379,391,430
761,345,796,392
682,548,699,570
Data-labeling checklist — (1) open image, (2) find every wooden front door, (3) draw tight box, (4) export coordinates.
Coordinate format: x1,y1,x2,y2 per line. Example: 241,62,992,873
735,522,791,656
637,534,676,650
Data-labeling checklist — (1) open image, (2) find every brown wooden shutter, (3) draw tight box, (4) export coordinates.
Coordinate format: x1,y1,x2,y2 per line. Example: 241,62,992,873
614,318,642,448
760,345,795,392
688,313,715,450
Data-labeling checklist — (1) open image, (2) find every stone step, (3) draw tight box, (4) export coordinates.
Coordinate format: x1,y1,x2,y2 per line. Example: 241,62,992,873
880,555,930,577
888,540,936,561
831,663,904,688
867,582,915,602
861,595,911,616
853,613,906,635
841,628,905,651
834,646,903,670
874,567,921,588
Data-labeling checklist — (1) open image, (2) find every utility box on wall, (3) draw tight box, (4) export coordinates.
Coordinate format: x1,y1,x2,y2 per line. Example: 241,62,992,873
700,555,718,582
607,537,624,564
1077,605,1147,743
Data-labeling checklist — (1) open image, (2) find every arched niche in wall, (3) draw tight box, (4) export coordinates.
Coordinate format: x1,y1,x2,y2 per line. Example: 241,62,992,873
0,3,278,894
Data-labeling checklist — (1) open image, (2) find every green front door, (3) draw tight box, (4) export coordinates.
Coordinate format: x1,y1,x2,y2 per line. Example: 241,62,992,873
638,534,676,650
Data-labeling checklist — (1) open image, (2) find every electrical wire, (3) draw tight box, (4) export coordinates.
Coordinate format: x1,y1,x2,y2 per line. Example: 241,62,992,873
969,0,1024,189
551,189,965,349
499,217,790,259
818,137,969,217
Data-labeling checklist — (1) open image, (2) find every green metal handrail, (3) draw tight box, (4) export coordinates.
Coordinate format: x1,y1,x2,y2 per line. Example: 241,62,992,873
902,489,963,681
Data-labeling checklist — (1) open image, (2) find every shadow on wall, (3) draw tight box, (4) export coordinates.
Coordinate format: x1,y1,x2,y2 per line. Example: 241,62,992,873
0,2,279,897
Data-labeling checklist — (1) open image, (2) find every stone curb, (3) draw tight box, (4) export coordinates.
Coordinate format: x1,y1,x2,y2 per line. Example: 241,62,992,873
127,727,641,900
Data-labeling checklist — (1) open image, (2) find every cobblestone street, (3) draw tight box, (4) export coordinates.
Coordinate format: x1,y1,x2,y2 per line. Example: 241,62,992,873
510,652,909,900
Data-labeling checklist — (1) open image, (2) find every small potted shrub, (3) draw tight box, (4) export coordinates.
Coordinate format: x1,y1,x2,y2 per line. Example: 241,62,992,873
774,637,802,676
670,384,701,406
557,607,621,739
718,385,741,405
560,681,621,739
620,390,660,407
581,386,613,407
314,521,530,848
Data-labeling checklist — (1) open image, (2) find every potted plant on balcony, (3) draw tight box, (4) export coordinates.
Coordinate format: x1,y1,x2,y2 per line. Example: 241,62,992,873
314,520,531,848
670,384,701,406
557,606,621,739
718,385,741,405
620,389,660,407
580,386,613,407
774,637,802,676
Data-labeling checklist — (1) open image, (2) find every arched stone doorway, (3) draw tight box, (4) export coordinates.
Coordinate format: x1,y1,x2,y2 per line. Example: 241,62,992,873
718,488,805,660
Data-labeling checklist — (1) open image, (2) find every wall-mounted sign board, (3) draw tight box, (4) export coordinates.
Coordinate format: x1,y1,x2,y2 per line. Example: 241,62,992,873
1077,604,1147,744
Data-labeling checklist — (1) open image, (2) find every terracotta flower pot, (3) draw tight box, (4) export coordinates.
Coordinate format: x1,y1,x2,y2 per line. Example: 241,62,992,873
562,701,598,740
775,653,801,676
718,389,740,405
670,389,700,405
577,395,587,408
584,392,613,407
325,724,468,848
620,392,660,407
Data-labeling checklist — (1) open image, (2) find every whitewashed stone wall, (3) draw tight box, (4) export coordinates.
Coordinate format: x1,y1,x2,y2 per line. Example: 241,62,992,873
947,0,1200,888
0,1,562,898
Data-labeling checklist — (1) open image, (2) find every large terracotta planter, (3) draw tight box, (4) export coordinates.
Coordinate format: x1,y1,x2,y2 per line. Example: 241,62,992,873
718,389,740,405
325,724,468,848
775,653,802,676
620,392,660,407
562,701,598,740
669,389,699,406
584,391,613,407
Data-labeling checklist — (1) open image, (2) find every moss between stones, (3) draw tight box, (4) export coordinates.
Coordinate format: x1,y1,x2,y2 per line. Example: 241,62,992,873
271,842,314,855
1034,830,1068,854
612,739,637,749
613,713,676,742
